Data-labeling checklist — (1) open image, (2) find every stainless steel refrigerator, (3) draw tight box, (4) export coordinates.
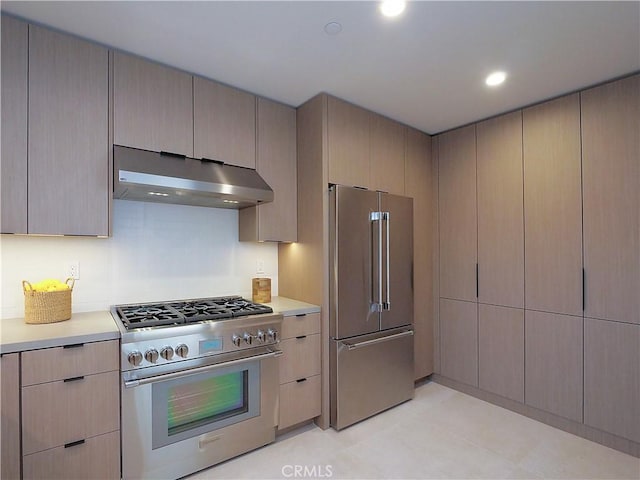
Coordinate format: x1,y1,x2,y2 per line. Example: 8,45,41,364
329,185,415,430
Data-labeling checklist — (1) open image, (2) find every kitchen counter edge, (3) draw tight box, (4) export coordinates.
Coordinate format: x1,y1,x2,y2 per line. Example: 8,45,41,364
0,310,120,354
264,296,320,317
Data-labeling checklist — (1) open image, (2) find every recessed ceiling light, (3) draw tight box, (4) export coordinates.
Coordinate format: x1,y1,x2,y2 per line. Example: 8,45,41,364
324,21,342,35
379,0,406,18
486,71,507,87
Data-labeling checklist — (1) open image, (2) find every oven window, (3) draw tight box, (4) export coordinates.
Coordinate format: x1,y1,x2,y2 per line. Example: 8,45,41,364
151,360,261,449
167,371,248,436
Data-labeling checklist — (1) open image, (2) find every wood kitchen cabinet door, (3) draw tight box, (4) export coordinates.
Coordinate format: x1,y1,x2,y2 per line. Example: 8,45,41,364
28,25,109,236
525,310,583,422
113,52,193,156
1,353,21,480
584,318,640,443
478,304,524,402
22,371,120,455
1,15,28,234
476,111,524,309
405,127,434,380
194,77,256,168
239,98,297,242
523,94,583,316
439,298,478,387
438,124,477,303
327,96,371,189
581,75,640,324
371,114,406,195
23,430,120,480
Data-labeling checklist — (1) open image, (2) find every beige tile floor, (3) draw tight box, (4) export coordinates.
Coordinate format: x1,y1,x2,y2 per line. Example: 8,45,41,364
188,381,640,479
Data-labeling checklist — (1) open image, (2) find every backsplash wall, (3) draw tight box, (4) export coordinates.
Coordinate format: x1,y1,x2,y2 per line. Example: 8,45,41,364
0,200,278,319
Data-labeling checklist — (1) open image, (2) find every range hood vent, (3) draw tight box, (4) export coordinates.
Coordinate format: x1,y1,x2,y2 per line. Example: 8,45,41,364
113,146,273,209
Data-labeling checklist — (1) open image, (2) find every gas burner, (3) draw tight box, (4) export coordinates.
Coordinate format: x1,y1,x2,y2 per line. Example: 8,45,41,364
168,300,235,323
114,296,273,331
115,304,183,329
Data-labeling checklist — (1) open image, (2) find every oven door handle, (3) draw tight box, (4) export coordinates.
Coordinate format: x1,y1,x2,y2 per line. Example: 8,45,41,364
123,349,282,388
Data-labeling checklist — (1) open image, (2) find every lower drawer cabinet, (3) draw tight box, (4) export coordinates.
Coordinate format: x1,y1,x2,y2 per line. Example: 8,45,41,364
278,334,321,384
22,430,120,480
279,375,321,430
22,370,119,455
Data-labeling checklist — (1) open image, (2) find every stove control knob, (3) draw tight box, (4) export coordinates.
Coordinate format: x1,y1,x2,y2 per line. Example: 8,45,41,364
160,346,174,360
267,328,278,342
175,344,189,358
128,351,143,367
231,334,242,347
144,348,159,364
255,330,266,343
243,332,253,345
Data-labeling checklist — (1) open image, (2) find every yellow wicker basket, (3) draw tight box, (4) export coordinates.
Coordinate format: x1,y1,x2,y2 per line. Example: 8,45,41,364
22,278,74,324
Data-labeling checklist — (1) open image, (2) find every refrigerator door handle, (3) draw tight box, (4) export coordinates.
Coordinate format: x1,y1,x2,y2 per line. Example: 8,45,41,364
383,211,390,310
370,211,383,311
341,329,414,351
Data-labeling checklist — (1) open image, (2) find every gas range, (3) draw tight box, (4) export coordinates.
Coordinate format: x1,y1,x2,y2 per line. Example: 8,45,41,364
113,296,284,479
111,296,282,372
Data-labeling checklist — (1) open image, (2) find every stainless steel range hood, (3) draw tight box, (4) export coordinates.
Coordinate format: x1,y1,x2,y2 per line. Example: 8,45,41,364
113,146,273,209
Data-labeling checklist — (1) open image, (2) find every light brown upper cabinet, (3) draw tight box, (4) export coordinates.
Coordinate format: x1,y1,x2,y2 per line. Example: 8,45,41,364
371,115,406,194
405,127,433,379
327,97,371,189
1,15,28,234
239,98,297,242
113,52,193,157
581,75,639,324
476,111,524,308
523,94,582,316
28,25,109,236
194,78,256,168
438,125,477,303
326,96,406,195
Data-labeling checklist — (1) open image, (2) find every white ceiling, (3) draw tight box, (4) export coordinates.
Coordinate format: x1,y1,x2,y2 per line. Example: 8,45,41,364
2,1,639,134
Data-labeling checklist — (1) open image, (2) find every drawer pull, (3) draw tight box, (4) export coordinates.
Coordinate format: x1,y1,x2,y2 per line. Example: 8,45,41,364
295,313,307,318
296,378,307,383
295,335,307,340
64,439,85,449
63,376,85,383
63,343,84,349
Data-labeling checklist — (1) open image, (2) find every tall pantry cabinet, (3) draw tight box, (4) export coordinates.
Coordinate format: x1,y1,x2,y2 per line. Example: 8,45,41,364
438,113,526,400
405,127,435,379
435,74,640,453
437,125,478,386
522,94,584,422
476,111,525,403
581,75,640,443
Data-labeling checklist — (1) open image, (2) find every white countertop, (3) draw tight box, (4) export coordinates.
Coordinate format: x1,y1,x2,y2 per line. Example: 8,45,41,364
264,296,321,317
0,297,320,354
0,310,120,354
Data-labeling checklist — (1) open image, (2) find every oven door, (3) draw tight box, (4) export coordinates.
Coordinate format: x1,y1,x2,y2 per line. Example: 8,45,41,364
121,347,280,480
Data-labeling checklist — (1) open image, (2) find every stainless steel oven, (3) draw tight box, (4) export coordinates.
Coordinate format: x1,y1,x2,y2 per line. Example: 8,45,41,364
112,297,283,480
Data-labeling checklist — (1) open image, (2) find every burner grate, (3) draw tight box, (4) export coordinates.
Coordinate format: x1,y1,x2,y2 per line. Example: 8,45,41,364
115,296,273,330
116,304,184,329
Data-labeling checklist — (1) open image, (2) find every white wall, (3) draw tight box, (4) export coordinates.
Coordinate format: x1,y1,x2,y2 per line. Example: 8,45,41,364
0,200,278,319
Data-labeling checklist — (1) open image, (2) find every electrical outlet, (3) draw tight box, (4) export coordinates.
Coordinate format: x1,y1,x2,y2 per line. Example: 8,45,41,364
68,261,80,280
256,259,265,274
